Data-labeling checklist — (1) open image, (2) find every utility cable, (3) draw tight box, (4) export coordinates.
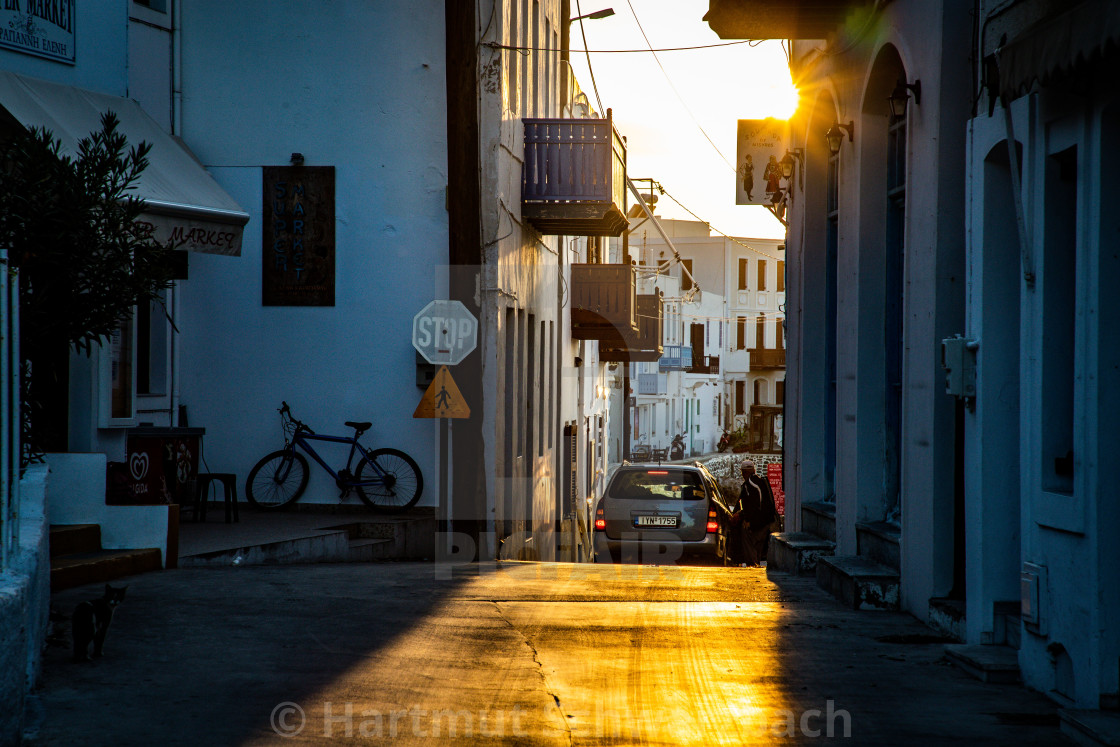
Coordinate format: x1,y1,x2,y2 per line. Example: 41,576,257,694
653,183,786,262
574,0,604,114
624,0,736,172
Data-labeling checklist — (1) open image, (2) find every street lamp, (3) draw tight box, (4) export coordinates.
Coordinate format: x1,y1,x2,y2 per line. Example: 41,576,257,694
825,121,854,155
570,7,614,22
888,79,921,119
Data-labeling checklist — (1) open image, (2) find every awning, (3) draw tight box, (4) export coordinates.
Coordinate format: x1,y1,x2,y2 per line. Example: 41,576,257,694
0,70,248,255
996,0,1120,101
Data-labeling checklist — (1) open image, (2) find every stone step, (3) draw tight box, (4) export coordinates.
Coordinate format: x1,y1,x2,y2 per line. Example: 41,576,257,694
48,524,102,558
178,516,437,567
944,644,1021,684
816,555,900,610
768,532,834,575
856,521,900,570
1061,709,1120,747
348,537,397,561
50,548,163,591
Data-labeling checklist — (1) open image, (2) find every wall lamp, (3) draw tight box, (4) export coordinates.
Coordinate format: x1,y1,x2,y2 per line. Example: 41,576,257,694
825,121,854,155
779,148,804,180
888,79,921,118
570,8,614,22
290,152,305,165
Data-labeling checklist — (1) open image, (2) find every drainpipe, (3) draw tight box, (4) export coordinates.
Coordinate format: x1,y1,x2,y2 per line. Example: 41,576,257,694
170,1,183,425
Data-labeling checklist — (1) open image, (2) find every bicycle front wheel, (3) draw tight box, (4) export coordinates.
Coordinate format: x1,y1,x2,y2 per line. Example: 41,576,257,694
355,448,423,513
245,450,309,509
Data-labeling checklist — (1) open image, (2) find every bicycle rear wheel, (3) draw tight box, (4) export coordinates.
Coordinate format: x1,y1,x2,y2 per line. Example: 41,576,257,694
355,448,423,513
245,450,309,509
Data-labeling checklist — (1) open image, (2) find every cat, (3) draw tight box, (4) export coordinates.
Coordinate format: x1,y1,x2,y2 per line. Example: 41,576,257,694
72,584,127,662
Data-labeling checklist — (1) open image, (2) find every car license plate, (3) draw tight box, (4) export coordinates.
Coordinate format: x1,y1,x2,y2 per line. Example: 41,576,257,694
636,515,677,527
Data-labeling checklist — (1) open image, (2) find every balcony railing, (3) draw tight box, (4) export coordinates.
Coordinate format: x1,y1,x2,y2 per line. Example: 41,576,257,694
600,293,663,362
659,344,693,371
570,263,637,342
688,354,720,375
522,111,628,236
749,347,786,369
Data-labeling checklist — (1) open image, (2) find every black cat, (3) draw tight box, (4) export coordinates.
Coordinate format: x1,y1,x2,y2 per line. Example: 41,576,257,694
72,584,127,661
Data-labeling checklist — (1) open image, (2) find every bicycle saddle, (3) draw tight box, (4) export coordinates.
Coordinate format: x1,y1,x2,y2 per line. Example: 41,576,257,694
345,421,372,432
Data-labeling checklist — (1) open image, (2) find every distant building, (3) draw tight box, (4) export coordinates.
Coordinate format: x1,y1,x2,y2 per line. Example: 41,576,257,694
608,217,785,461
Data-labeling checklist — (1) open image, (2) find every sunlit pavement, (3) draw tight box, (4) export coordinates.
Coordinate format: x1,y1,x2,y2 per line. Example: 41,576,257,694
30,562,1069,746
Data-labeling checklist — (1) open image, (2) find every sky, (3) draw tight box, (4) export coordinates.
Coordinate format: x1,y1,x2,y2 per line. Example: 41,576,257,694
565,0,798,240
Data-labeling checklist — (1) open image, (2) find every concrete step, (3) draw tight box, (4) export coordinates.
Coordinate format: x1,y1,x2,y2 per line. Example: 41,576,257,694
768,532,834,575
856,520,900,570
928,597,966,642
348,537,396,561
49,524,102,558
1061,709,1120,747
944,644,1020,684
801,501,836,542
816,555,900,610
178,516,437,567
50,548,163,591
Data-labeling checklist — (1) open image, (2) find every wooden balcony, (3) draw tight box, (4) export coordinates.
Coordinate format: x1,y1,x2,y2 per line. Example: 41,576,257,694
704,0,853,40
600,294,664,362
749,347,786,369
522,112,628,237
688,354,720,375
571,263,637,342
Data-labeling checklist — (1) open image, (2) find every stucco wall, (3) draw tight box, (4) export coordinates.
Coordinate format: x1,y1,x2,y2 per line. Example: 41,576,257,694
174,1,449,506
0,464,50,745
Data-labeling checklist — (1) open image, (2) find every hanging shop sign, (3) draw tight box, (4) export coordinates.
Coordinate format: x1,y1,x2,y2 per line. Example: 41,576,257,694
736,118,790,206
0,2,76,64
262,165,335,306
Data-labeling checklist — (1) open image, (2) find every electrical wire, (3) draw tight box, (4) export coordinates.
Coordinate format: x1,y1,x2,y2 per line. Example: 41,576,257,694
574,0,604,114
624,0,736,173
653,183,786,262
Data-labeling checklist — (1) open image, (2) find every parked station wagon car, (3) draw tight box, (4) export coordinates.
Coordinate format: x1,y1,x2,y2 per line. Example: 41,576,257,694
593,461,736,564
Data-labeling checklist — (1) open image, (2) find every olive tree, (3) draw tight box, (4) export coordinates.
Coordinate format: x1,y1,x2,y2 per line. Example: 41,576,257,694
0,112,177,460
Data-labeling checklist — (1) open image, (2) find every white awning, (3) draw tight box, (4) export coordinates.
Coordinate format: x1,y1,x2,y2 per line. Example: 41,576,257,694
0,70,248,255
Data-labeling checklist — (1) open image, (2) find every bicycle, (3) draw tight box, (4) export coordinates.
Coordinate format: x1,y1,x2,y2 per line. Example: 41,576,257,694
245,402,423,513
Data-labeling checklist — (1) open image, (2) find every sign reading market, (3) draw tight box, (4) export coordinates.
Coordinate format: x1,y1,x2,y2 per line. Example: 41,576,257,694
1,1,76,64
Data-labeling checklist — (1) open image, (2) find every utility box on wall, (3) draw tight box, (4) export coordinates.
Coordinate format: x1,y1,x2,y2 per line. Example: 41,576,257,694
941,335,978,398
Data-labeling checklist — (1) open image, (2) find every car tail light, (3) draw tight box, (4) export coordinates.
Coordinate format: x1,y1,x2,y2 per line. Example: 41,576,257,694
594,500,606,531
706,508,719,533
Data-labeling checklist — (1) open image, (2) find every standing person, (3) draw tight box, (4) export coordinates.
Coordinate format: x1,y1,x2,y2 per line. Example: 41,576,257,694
744,460,778,562
732,460,765,566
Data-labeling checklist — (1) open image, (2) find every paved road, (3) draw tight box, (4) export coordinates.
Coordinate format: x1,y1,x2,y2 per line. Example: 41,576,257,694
30,562,1069,745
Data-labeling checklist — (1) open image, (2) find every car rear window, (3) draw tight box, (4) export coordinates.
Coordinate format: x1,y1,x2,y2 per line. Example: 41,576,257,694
607,469,706,500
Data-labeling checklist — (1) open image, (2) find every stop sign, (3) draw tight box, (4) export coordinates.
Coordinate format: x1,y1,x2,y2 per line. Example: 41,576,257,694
412,300,478,365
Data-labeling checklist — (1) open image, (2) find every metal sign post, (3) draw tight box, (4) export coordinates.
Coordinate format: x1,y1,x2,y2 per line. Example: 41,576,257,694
412,300,478,560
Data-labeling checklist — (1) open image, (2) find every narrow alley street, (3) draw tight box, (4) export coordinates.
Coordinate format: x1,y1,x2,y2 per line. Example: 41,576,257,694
29,563,1068,745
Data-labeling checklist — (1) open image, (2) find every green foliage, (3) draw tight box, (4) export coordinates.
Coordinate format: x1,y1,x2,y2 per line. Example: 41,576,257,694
1,111,177,459
2,110,176,354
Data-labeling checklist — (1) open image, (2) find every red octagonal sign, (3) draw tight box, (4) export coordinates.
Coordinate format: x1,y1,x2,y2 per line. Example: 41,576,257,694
412,300,478,365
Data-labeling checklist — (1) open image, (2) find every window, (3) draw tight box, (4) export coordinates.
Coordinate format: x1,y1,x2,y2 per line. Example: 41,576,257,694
777,260,785,292
775,317,783,349
681,259,694,291
736,317,746,349
136,294,169,395
756,316,766,349
101,317,136,426
757,260,767,291
735,381,745,414
738,258,748,290
776,379,785,405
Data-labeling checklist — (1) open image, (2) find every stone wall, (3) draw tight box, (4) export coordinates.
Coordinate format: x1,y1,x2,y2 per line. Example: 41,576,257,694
701,452,783,495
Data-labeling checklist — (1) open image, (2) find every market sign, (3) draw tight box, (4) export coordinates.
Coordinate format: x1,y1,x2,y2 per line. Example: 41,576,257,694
262,165,335,306
0,2,76,64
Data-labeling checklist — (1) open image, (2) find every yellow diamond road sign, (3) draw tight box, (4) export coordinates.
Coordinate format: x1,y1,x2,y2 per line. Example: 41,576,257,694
414,365,470,419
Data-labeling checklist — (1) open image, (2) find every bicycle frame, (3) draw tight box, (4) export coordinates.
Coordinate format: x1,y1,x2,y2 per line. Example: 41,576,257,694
287,428,390,490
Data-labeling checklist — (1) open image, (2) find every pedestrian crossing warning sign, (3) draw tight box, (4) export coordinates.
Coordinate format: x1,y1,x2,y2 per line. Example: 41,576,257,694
414,365,470,419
